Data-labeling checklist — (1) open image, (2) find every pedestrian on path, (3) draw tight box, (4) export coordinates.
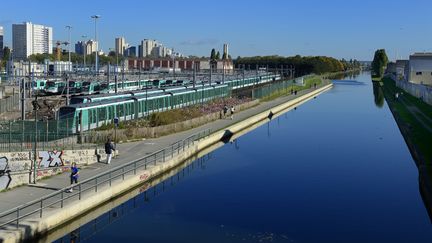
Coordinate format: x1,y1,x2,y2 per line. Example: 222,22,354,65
67,162,79,192
223,105,228,118
314,83,317,89
230,106,235,120
105,138,115,164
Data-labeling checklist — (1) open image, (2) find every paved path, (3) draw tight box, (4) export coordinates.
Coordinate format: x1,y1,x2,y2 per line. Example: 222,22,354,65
0,81,330,214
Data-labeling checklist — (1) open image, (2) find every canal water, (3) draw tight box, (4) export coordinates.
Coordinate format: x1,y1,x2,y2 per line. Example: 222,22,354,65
54,72,432,243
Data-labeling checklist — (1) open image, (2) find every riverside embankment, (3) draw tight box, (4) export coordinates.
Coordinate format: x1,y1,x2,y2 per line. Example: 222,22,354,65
0,82,332,243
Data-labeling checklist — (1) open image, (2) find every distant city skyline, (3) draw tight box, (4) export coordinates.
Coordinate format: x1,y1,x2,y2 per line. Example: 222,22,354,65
1,0,431,61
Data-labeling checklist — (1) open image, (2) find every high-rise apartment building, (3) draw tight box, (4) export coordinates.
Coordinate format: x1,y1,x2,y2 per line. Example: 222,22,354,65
75,41,86,55
139,39,158,57
12,22,53,60
85,40,98,55
115,37,126,56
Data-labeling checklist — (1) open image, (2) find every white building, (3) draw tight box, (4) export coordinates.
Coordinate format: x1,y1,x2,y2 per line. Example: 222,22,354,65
409,53,432,86
12,22,53,60
115,37,126,56
85,40,98,55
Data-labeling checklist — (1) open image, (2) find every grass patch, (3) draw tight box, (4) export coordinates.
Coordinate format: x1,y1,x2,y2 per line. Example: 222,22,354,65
260,76,323,102
381,77,432,164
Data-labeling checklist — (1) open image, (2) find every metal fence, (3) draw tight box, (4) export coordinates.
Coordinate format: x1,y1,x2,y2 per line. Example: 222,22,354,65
0,128,211,230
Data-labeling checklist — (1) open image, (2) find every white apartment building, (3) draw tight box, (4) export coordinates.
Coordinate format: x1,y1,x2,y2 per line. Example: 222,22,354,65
86,40,98,55
12,22,53,60
409,53,432,86
115,37,126,55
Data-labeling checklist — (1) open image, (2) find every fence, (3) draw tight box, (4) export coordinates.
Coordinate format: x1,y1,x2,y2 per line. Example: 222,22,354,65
0,132,101,152
0,128,211,229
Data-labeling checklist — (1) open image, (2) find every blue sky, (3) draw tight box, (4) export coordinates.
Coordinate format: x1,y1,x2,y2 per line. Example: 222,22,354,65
1,0,431,61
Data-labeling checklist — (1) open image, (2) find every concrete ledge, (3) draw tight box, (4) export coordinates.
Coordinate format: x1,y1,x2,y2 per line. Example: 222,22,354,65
0,83,332,243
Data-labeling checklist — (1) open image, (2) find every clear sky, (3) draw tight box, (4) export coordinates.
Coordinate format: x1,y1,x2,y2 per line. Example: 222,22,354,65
1,0,431,61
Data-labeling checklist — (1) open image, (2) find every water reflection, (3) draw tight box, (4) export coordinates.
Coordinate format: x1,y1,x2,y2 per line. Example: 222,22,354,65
373,82,384,108
52,154,212,243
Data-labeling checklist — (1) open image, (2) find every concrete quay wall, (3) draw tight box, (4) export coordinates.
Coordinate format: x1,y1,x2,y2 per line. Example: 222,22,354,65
0,83,332,243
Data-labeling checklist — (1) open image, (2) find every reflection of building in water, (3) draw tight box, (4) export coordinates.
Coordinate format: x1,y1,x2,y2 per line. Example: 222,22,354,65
419,167,432,223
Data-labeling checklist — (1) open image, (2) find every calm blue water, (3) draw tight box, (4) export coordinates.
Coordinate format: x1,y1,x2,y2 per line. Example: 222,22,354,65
55,73,432,243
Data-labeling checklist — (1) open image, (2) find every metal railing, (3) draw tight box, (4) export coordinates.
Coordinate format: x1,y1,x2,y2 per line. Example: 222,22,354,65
0,128,211,229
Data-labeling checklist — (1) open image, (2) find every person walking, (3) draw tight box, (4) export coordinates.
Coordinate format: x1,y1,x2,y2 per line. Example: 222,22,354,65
223,105,228,118
230,106,235,120
105,138,115,164
67,162,79,192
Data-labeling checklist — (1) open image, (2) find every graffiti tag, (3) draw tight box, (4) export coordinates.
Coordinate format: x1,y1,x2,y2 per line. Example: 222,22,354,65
0,157,12,190
39,151,63,168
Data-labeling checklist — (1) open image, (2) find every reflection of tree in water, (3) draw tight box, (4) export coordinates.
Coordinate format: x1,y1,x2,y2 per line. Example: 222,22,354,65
373,82,384,108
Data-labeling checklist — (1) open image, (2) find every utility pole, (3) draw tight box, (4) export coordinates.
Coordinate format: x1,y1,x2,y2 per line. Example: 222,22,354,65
209,61,212,86
193,62,196,89
65,73,70,105
66,25,72,66
82,35,87,71
21,78,25,120
32,96,40,184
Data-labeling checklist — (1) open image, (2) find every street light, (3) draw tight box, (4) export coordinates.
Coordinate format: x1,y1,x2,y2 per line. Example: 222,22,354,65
82,35,87,70
91,15,101,74
65,25,72,65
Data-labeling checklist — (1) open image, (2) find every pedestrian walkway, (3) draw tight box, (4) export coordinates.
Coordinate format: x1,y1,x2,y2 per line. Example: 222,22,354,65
0,81,330,214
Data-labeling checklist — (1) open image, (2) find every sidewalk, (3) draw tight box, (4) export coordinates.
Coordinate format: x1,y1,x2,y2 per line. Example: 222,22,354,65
0,82,330,214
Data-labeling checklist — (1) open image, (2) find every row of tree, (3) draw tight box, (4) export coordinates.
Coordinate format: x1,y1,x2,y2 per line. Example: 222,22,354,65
210,48,231,60
234,55,360,76
371,49,388,78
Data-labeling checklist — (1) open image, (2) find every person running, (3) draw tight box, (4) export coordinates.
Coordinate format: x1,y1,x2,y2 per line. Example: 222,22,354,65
105,138,115,164
223,105,228,118
67,162,79,192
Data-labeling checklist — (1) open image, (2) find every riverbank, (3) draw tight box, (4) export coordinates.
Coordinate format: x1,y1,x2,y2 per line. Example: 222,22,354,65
0,82,333,242
380,76,432,165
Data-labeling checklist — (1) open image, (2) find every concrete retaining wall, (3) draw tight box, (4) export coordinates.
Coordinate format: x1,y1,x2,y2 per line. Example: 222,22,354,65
0,84,332,243
388,74,432,105
0,149,110,191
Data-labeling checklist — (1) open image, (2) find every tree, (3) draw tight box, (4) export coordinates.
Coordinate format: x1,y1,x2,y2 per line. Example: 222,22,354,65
1,47,11,68
215,51,220,60
371,49,388,78
210,48,216,60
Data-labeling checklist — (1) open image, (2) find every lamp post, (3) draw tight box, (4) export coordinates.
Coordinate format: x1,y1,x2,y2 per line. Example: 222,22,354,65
91,15,101,74
82,35,87,71
65,25,72,65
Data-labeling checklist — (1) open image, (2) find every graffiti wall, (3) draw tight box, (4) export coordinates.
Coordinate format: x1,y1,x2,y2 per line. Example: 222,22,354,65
0,157,12,190
0,148,104,190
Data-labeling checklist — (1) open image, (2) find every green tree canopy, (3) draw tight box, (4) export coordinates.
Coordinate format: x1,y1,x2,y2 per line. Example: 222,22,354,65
210,48,216,60
215,51,220,60
234,55,349,76
371,49,388,78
